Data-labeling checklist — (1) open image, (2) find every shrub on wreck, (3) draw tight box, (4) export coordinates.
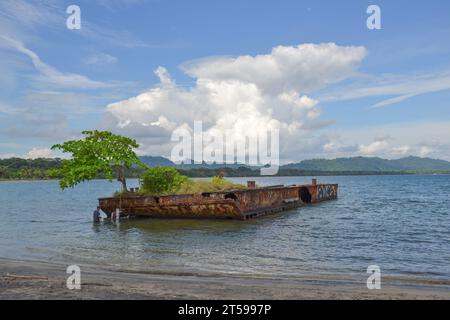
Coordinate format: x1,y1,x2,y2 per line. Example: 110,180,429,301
140,167,246,195
176,176,246,194
140,167,188,195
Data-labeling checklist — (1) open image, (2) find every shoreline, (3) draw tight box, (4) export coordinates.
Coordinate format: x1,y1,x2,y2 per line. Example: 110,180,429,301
1,258,449,300
2,173,450,184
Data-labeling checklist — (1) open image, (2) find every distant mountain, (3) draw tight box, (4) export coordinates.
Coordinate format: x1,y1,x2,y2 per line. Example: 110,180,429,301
283,156,450,173
139,156,176,167
177,162,255,169
388,156,450,171
139,156,255,169
2,156,449,180
138,155,450,173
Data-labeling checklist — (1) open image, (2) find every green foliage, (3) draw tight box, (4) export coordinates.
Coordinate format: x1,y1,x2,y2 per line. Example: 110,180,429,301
140,167,188,195
51,130,145,190
139,169,246,196
0,158,62,180
176,176,246,194
2,156,450,182
284,156,450,172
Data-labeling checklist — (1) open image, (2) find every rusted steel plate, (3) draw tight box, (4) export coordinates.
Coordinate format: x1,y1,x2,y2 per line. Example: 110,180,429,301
98,183,338,220
99,198,243,219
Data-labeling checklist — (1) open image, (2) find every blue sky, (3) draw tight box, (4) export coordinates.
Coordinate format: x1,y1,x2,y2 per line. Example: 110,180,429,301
1,0,450,162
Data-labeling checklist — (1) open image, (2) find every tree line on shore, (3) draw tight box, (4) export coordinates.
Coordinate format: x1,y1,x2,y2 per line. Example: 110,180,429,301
0,158,62,180
2,130,449,182
0,156,422,181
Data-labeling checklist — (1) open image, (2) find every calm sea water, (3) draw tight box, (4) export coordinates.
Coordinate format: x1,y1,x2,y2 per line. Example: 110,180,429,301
0,175,449,279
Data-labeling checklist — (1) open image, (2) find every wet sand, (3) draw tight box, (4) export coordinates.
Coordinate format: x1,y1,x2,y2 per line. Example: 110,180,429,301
1,258,450,300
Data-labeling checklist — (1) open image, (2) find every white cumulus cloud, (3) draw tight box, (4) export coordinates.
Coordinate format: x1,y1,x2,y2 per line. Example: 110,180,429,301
26,147,52,159
358,139,390,155
104,43,367,160
181,43,367,95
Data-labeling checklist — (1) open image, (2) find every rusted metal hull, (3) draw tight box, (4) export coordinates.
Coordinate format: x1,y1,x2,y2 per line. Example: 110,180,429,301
98,181,338,220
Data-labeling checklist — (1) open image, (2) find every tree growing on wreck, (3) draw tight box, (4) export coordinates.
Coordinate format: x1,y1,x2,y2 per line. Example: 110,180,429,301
51,130,145,191
141,166,188,195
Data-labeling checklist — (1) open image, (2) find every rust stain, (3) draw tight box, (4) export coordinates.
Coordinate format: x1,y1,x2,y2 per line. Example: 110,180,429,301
99,179,338,220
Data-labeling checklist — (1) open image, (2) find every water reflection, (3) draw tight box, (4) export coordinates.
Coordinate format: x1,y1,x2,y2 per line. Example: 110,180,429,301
105,217,258,235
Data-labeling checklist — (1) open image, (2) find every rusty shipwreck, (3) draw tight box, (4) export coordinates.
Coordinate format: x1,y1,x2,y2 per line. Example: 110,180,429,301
99,179,338,220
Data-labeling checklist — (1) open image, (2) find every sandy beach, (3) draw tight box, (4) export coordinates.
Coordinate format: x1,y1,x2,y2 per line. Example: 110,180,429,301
1,258,449,300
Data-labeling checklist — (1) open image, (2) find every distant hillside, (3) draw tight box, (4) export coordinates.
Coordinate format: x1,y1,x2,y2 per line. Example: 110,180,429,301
2,156,449,180
283,156,450,173
139,156,175,167
139,157,254,169
0,157,62,180
177,162,253,169
139,155,450,173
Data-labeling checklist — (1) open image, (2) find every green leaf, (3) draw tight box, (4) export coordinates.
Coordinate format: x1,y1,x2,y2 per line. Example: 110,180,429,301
51,130,145,190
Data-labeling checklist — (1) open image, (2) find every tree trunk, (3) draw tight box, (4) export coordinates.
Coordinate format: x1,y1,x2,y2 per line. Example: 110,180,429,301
120,176,128,192
117,166,128,192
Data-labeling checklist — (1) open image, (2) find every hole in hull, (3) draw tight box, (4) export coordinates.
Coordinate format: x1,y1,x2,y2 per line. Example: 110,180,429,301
224,193,238,201
299,187,312,204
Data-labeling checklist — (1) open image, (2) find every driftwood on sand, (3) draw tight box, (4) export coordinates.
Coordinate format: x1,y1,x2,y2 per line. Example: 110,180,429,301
4,273,48,281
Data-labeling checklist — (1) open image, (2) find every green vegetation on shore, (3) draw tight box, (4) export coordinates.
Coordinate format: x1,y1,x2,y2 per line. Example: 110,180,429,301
0,157,147,181
3,138,450,184
2,157,450,182
283,156,450,172
0,158,62,180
